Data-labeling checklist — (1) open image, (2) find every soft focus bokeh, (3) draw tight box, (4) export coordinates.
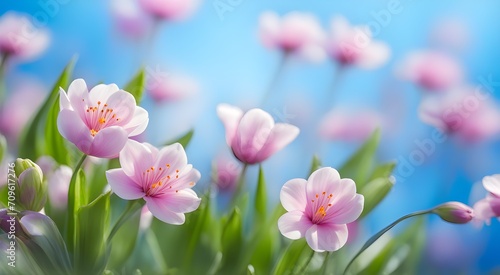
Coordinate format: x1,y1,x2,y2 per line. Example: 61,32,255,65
2,0,500,273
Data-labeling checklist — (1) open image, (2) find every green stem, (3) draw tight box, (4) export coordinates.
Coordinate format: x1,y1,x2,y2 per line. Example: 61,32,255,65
107,199,145,242
229,163,248,208
65,154,87,252
320,252,331,274
343,209,431,275
295,249,315,275
325,65,345,111
0,54,8,103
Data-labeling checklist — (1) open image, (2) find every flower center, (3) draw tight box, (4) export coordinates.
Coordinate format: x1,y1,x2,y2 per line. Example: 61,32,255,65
310,191,334,224
83,100,121,137
142,163,194,197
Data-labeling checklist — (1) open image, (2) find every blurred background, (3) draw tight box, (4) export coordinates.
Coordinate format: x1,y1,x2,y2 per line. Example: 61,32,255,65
1,0,500,273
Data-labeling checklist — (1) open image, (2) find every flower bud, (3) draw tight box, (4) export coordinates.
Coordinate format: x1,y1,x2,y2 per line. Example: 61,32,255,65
14,158,47,212
432,202,474,224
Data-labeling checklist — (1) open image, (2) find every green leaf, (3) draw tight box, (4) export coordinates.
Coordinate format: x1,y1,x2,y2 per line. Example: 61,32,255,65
255,165,267,221
18,58,75,161
108,205,141,269
124,68,146,104
0,235,45,275
220,207,243,273
75,192,111,274
44,93,70,165
163,129,194,149
88,160,111,202
308,154,322,176
370,161,396,180
359,177,394,218
0,134,5,163
357,218,425,275
272,239,308,275
339,129,380,189
66,157,88,253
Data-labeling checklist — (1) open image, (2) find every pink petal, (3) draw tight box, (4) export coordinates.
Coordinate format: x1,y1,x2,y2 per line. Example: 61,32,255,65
106,169,144,200
88,83,120,105
103,90,137,125
357,41,390,69
123,106,149,137
119,140,155,179
59,89,71,110
154,143,188,172
280,178,307,212
170,166,201,190
306,167,341,200
324,192,364,224
155,188,201,213
255,123,299,162
57,109,93,154
216,104,243,146
305,223,348,252
483,175,500,197
89,126,128,158
144,196,185,225
259,11,280,48
306,224,348,252
278,211,312,240
473,198,495,226
233,108,274,163
67,79,89,115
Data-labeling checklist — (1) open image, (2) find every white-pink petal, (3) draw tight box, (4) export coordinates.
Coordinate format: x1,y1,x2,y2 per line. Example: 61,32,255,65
144,196,186,225
278,211,312,240
306,223,348,252
483,175,500,197
89,126,128,158
280,178,308,212
106,169,145,200
216,104,244,145
157,189,201,213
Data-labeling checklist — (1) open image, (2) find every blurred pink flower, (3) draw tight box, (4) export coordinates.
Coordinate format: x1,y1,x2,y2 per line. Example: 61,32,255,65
432,202,474,224
259,11,326,61
36,156,72,210
0,12,50,60
57,79,149,158
473,175,500,226
0,82,45,144
211,155,241,191
111,0,152,38
106,140,201,225
325,16,390,69
140,206,154,231
419,87,500,142
138,0,200,21
397,51,463,91
278,167,364,252
217,104,299,165
319,109,381,142
148,73,199,103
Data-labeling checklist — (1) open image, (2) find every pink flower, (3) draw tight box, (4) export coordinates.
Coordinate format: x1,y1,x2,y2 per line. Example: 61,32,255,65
397,51,463,91
0,12,50,60
419,87,500,142
278,167,364,252
259,11,325,61
57,79,149,158
325,16,390,69
319,109,381,142
217,104,299,165
36,156,72,210
138,0,200,21
212,155,241,191
147,73,199,103
432,202,474,224
0,81,45,144
111,0,152,38
106,140,201,225
473,175,500,225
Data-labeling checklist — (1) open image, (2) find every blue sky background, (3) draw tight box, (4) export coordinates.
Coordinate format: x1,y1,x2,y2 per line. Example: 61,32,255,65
2,0,500,272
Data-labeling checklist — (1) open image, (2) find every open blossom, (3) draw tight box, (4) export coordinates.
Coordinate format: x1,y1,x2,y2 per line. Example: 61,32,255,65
419,87,500,142
397,51,463,91
217,104,299,165
319,109,381,142
473,175,500,225
138,0,200,21
325,16,390,69
0,12,50,60
148,73,199,103
259,11,325,61
57,79,149,158
278,167,364,252
106,140,201,225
